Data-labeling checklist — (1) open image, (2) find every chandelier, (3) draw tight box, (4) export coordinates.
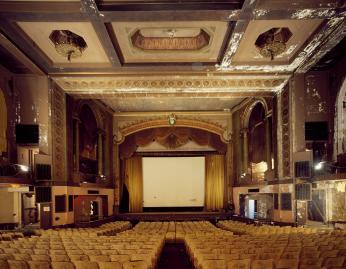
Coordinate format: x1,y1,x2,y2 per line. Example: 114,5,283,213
49,30,87,61
255,27,292,60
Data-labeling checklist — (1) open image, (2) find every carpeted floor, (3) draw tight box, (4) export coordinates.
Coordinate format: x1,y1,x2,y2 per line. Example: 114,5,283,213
158,243,194,269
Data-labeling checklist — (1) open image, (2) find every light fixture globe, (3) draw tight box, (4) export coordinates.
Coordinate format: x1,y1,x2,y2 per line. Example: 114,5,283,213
255,27,292,60
49,30,87,61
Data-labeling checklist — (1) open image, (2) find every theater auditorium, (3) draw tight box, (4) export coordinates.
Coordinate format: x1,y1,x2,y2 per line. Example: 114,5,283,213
0,0,346,268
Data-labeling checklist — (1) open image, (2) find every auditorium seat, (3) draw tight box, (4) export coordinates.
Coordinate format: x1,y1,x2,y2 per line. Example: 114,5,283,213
73,261,99,269
123,260,149,269
88,255,111,262
12,254,31,261
51,262,75,269
97,261,122,269
30,255,50,262
251,259,274,269
27,261,50,269
50,254,70,262
0,260,10,269
275,258,299,269
7,260,29,269
323,257,345,268
227,258,251,269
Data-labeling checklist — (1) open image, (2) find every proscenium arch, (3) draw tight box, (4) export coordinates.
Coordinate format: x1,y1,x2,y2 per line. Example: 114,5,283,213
116,118,228,144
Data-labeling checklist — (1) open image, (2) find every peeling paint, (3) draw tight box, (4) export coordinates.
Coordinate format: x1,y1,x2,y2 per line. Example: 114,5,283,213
292,8,336,19
253,9,269,18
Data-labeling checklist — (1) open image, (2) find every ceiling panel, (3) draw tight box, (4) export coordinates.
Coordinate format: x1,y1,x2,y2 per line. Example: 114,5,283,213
111,21,229,63
232,19,322,65
16,21,111,67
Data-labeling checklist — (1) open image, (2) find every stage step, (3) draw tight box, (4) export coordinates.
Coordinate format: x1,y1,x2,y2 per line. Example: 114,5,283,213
158,243,194,269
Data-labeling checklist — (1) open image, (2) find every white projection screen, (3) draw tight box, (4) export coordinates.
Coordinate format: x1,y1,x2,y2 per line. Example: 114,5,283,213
143,157,205,207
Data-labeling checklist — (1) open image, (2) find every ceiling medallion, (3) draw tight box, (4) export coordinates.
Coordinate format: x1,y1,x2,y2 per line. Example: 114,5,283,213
168,114,176,126
255,27,292,60
49,30,87,61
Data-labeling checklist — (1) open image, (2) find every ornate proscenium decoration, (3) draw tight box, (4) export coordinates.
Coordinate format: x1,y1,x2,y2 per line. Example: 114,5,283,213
49,30,87,61
255,27,292,60
168,114,176,126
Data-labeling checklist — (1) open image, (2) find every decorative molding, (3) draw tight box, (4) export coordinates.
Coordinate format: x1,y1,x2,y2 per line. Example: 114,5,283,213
51,84,66,181
115,113,231,144
53,75,289,95
281,85,291,178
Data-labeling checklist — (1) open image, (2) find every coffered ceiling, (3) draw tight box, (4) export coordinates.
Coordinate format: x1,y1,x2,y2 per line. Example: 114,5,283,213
0,0,345,112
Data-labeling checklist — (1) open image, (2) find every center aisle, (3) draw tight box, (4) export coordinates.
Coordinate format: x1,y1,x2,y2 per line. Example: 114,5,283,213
158,243,194,269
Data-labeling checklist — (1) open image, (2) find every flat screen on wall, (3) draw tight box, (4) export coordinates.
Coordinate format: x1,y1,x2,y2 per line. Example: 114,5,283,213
15,124,39,145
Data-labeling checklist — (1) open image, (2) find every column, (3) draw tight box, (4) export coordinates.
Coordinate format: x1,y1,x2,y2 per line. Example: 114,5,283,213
265,117,272,171
242,128,249,174
98,130,103,175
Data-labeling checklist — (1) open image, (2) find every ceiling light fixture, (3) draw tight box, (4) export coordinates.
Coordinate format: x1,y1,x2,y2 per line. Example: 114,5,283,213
255,27,292,60
49,30,87,61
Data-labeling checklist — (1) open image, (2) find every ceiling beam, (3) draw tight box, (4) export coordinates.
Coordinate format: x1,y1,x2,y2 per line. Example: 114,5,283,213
297,17,346,73
0,20,54,74
0,32,44,75
80,0,121,67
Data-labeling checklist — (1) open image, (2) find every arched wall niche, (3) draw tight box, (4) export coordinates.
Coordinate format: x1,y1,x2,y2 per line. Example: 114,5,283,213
239,98,273,181
71,100,109,183
74,100,104,130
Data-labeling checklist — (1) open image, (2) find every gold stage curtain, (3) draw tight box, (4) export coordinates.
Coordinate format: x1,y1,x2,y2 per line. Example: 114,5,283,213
0,90,7,154
124,156,143,212
205,154,225,211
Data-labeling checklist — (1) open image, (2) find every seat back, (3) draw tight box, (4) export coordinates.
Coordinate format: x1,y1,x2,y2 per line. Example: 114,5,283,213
51,261,75,269
97,261,122,269
73,261,99,269
251,259,274,269
27,261,51,269
227,259,251,269
8,260,29,269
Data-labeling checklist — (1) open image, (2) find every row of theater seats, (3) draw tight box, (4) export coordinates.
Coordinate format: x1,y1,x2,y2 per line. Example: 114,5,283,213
36,221,132,237
0,232,24,242
217,220,329,235
0,221,164,269
182,220,346,269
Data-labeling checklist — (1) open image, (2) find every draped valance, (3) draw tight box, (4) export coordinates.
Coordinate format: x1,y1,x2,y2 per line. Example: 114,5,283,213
119,127,226,159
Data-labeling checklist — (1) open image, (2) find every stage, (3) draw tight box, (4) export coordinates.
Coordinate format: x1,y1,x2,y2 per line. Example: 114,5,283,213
116,211,233,222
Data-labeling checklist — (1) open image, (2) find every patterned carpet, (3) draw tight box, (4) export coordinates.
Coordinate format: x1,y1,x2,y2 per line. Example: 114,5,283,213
158,243,194,269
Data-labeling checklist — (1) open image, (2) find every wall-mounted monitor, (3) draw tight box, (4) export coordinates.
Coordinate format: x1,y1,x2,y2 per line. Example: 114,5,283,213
15,124,39,145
